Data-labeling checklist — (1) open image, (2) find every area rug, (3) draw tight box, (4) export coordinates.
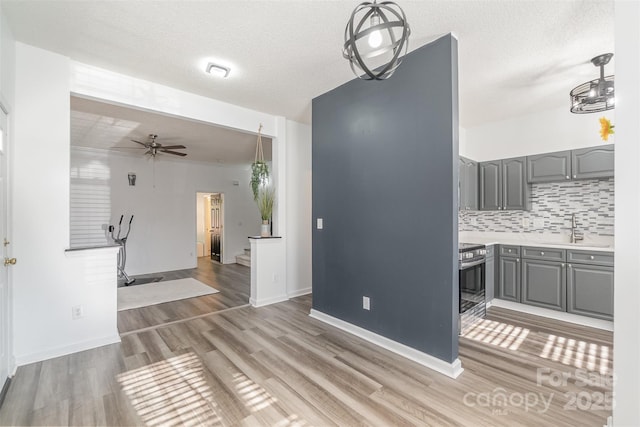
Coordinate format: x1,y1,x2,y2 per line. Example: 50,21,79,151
117,278,219,311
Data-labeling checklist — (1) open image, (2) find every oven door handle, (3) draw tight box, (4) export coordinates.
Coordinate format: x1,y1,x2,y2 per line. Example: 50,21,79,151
459,259,486,269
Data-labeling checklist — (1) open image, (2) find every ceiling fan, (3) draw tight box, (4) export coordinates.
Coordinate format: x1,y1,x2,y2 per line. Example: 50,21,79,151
129,134,187,158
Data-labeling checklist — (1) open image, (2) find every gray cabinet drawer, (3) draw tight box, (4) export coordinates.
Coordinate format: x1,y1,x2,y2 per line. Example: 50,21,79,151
500,245,520,257
567,250,614,267
522,246,566,262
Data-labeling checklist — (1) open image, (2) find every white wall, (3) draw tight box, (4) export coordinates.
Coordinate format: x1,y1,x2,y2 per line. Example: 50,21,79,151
285,120,312,297
196,192,206,256
613,1,640,424
462,106,615,161
12,43,120,364
71,148,261,274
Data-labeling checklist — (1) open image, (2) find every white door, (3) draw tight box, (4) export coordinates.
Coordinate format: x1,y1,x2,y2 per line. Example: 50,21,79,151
0,107,10,385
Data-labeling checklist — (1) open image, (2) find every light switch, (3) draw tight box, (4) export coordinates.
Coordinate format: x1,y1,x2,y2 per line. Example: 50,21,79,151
317,218,323,229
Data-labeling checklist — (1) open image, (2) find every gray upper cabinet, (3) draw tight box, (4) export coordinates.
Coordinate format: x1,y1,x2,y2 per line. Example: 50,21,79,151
502,157,530,210
479,161,502,210
571,145,614,180
527,151,572,183
480,157,529,210
522,259,566,311
567,263,614,320
459,156,478,211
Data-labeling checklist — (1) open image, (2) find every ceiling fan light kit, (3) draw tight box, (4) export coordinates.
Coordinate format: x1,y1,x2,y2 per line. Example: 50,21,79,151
570,53,615,114
131,134,188,158
343,0,411,80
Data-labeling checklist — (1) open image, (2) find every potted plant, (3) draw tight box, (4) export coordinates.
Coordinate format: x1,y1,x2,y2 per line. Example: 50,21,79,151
251,124,269,200
257,186,275,237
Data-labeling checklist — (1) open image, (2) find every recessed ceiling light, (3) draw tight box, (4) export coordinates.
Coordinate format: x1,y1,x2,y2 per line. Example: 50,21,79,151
205,62,231,78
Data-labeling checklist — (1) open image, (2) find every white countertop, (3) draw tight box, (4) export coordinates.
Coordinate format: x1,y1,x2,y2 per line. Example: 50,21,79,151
459,232,614,253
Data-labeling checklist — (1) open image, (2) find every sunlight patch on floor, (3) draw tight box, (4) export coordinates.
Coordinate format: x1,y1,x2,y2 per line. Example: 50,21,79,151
462,319,531,351
117,352,221,426
232,372,278,412
539,334,611,375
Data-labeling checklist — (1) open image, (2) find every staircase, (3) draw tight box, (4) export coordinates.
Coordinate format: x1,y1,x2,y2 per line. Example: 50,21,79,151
236,248,251,267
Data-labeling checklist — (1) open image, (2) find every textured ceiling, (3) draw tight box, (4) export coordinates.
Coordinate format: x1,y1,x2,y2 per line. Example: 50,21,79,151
4,1,614,127
70,96,272,165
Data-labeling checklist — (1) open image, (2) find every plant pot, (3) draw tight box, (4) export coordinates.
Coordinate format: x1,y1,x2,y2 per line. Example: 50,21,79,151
260,220,271,237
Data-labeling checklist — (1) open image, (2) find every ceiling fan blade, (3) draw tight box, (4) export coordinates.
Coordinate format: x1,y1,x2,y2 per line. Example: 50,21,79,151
131,139,149,147
158,145,186,150
110,146,146,149
160,149,187,157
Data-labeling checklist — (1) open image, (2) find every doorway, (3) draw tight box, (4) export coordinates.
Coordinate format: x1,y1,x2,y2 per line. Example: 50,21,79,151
196,192,224,263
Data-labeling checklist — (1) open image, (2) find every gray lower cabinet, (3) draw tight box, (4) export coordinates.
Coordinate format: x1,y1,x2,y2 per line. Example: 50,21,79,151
567,263,614,320
527,150,572,183
571,145,614,180
499,255,520,302
522,259,566,311
485,245,495,302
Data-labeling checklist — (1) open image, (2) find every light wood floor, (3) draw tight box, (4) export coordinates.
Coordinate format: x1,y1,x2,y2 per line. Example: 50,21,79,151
0,296,612,426
117,257,250,334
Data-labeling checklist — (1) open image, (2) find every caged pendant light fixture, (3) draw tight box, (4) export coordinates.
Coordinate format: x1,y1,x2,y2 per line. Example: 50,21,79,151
343,0,411,80
570,53,615,114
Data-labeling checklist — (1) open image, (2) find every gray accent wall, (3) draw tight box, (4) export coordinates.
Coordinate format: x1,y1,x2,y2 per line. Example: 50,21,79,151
312,34,459,363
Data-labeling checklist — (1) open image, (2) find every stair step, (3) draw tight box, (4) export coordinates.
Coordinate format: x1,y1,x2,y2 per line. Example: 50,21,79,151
236,253,251,267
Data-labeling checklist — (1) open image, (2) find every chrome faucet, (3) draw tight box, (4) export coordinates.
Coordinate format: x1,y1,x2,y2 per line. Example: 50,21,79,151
570,213,584,243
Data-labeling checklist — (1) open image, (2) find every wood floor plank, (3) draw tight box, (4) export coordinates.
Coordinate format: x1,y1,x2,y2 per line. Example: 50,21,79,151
0,279,613,427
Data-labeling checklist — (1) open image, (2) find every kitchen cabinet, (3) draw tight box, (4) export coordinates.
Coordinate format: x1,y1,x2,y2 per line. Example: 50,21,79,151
527,150,572,183
571,145,614,180
479,157,529,211
485,244,495,303
495,246,614,321
479,161,501,210
499,245,520,302
459,156,478,211
522,259,566,312
566,249,614,320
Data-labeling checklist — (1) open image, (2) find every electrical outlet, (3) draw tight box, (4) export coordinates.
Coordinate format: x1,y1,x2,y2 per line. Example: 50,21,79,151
363,296,370,311
72,305,84,320
522,218,530,227
273,274,278,283
317,218,323,229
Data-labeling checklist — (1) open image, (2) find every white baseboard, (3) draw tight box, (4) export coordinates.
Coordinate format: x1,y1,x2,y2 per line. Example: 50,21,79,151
491,299,614,331
15,334,121,367
287,287,311,298
250,294,289,308
309,309,464,379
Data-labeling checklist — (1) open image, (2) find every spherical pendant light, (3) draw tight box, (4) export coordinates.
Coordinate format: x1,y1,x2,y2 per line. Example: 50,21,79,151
343,0,411,80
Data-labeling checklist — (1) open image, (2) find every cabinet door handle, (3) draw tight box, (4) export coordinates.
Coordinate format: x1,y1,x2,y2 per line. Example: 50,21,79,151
566,175,570,179
516,259,520,263
590,255,595,260
540,251,545,256
568,264,572,268
508,249,512,253
562,263,565,268
573,175,577,178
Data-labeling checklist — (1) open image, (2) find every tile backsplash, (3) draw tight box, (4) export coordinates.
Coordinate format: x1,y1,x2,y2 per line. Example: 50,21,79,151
459,178,614,236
